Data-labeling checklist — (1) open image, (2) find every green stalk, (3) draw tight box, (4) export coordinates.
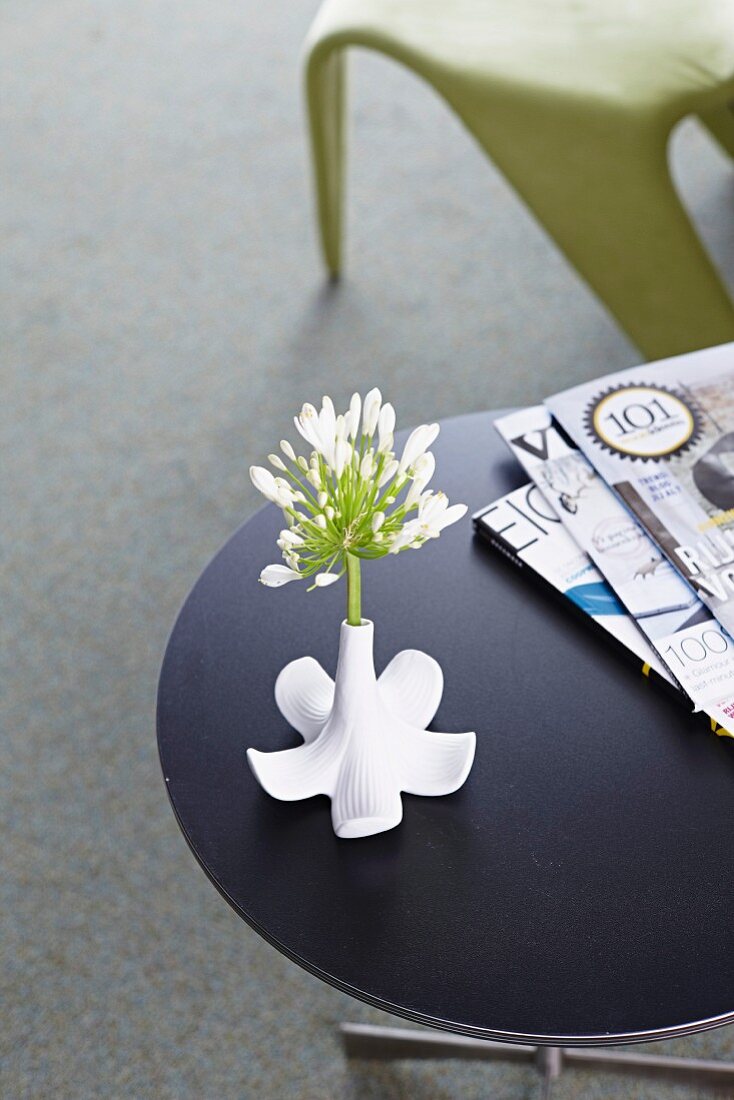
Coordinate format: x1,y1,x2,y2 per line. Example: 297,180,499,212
346,552,362,626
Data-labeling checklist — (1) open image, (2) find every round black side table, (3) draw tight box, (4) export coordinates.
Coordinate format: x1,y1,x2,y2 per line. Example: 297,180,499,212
157,411,734,1096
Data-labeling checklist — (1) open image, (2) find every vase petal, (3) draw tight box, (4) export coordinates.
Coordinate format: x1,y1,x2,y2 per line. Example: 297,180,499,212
393,724,476,797
247,738,337,801
378,649,443,729
331,734,403,839
274,656,334,744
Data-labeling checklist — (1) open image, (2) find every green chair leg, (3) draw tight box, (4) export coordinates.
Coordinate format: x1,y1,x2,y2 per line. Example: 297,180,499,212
456,99,734,360
305,46,347,278
699,102,734,161
371,67,733,360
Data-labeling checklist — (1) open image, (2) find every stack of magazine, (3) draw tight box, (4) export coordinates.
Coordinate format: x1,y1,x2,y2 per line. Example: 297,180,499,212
474,341,734,738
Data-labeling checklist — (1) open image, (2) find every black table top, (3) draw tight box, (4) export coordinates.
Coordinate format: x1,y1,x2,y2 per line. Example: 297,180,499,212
157,410,734,1047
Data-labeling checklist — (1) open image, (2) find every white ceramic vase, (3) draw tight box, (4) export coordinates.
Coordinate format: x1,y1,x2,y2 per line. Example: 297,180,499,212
247,620,476,838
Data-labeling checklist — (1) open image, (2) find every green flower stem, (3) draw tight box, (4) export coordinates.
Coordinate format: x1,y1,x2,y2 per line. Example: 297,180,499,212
346,552,362,626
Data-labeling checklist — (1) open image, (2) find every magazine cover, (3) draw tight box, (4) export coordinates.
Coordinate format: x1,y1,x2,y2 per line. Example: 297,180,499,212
473,482,671,681
546,342,734,639
475,483,734,737
495,405,734,712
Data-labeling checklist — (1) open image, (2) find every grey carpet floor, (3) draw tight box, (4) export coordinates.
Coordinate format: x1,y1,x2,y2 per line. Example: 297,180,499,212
3,1,734,1097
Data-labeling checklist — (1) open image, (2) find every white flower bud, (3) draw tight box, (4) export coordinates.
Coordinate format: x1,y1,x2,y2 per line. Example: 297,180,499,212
297,456,309,473
280,440,296,462
346,392,361,440
362,388,382,437
334,438,351,478
317,491,328,508
325,505,334,520
268,454,287,471
314,572,340,587
360,451,374,479
372,512,385,533
314,514,327,529
378,459,398,487
250,465,279,502
273,479,295,505
377,403,395,453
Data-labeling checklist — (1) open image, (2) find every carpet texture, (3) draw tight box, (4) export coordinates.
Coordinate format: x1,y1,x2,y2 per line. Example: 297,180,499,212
3,1,734,1097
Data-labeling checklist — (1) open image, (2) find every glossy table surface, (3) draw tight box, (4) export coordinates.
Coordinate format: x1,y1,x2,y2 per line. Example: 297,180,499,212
157,410,734,1046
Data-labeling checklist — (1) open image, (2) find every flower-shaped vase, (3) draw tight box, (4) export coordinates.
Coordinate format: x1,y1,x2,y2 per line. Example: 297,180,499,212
247,620,476,838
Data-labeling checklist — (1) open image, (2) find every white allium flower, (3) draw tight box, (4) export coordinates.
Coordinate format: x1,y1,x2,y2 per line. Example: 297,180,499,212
250,390,465,618
405,452,436,508
388,493,466,553
416,492,468,536
294,403,321,452
388,526,418,554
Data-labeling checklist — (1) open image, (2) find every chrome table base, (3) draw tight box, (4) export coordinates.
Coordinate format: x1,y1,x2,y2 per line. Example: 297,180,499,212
340,1023,734,1098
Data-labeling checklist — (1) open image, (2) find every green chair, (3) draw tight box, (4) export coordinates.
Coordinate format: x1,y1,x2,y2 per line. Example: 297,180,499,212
303,0,734,359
